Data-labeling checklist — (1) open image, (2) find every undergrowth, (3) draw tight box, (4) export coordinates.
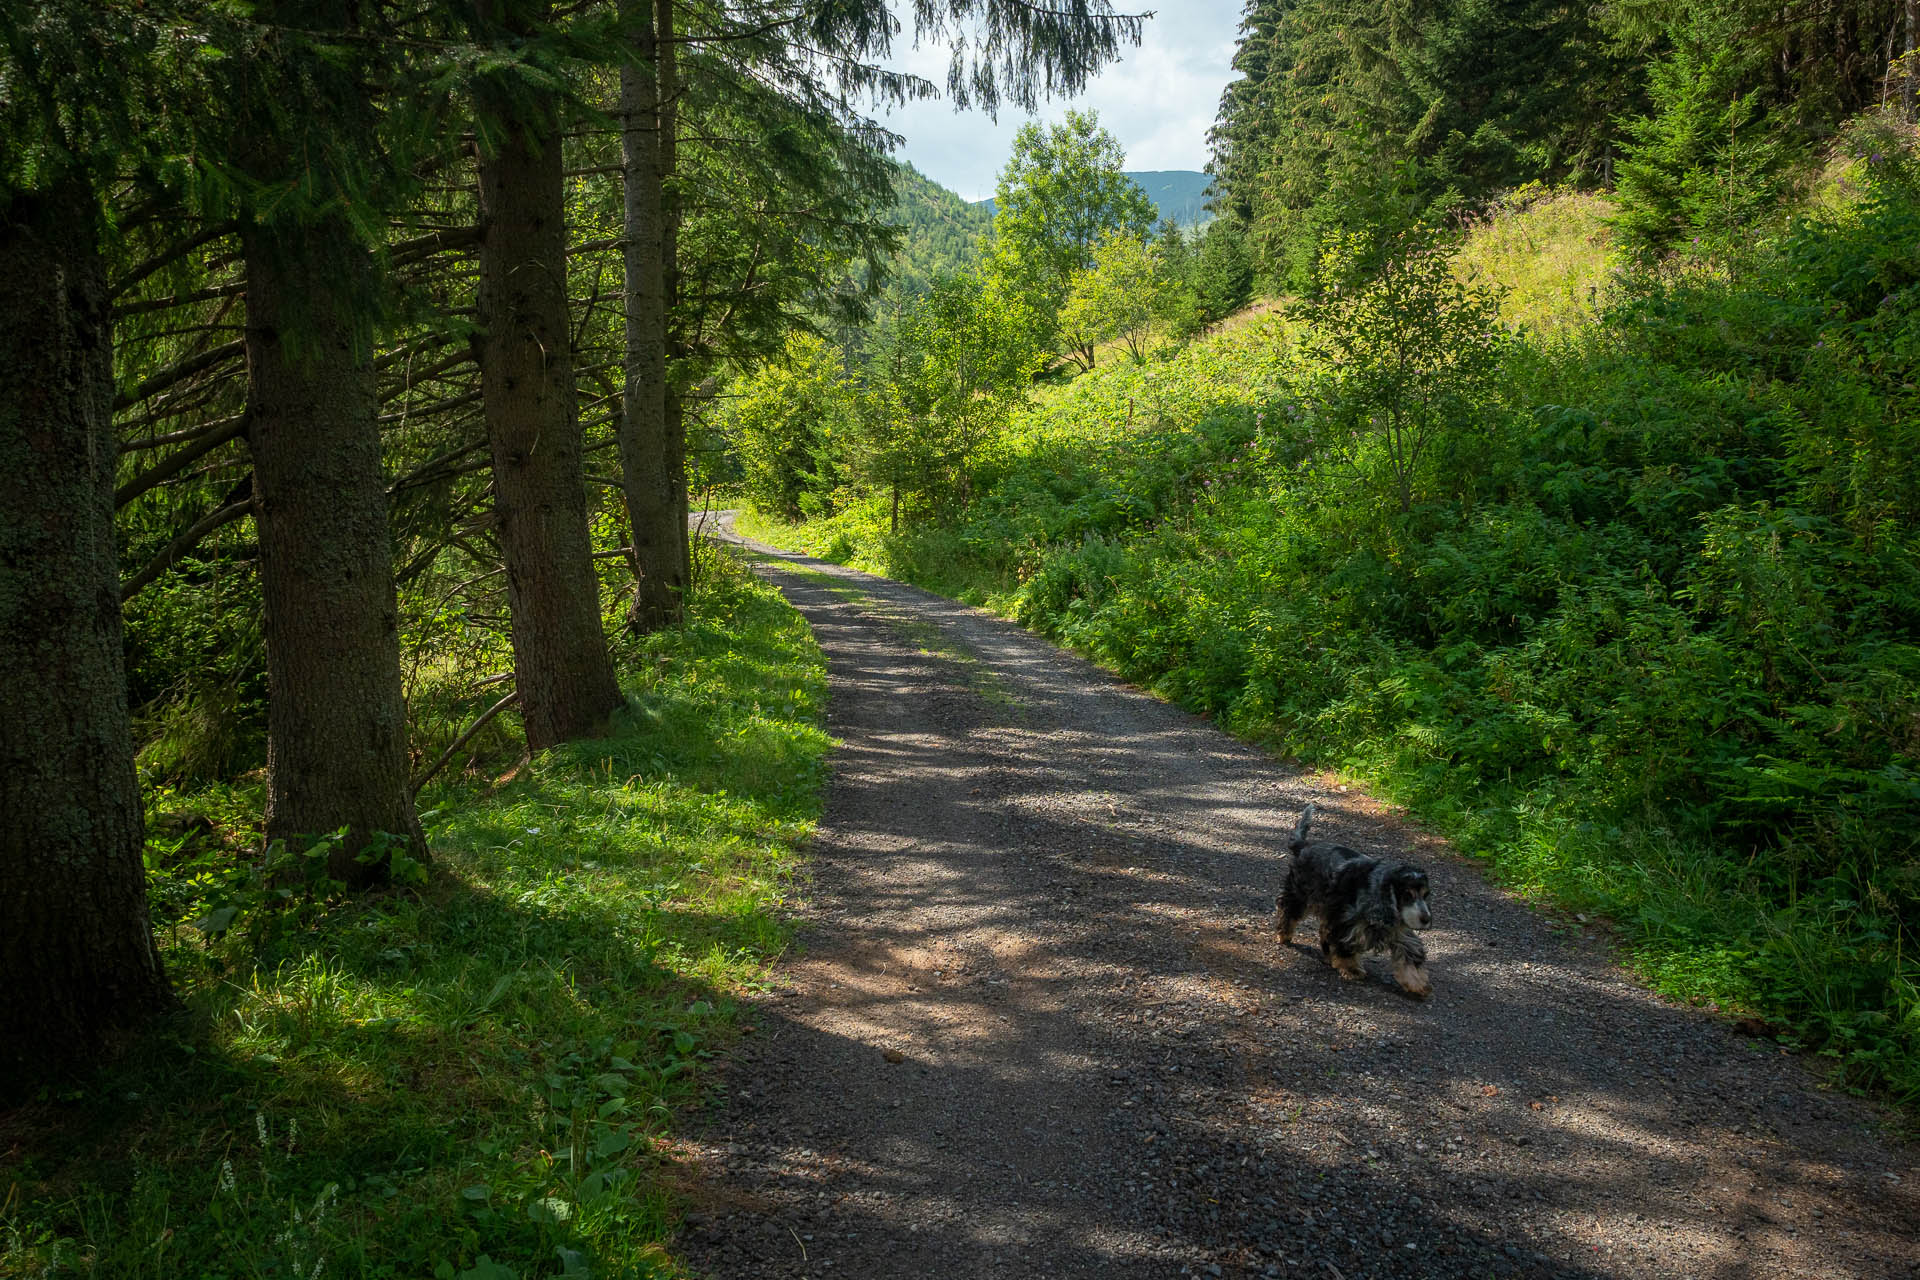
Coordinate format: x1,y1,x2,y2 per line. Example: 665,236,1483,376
1,554,828,1279
742,183,1920,1108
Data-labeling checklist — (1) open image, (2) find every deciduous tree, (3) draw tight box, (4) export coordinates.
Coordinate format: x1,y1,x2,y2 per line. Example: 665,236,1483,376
984,107,1154,353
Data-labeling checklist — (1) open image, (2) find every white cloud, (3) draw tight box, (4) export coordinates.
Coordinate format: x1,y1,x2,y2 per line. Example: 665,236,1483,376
875,3,1244,201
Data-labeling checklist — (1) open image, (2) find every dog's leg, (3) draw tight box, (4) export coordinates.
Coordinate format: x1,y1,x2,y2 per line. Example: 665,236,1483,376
1322,911,1364,978
1391,934,1432,999
1275,881,1305,944
1393,955,1432,998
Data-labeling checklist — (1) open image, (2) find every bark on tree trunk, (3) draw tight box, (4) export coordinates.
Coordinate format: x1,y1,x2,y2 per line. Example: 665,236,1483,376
0,180,174,1095
621,0,685,632
658,0,692,597
476,67,624,748
243,217,426,885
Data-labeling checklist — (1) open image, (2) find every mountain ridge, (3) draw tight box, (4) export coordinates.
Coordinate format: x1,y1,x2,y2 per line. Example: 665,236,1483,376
971,169,1213,227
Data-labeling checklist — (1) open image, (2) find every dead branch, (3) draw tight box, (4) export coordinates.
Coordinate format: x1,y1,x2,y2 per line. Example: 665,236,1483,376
411,688,519,795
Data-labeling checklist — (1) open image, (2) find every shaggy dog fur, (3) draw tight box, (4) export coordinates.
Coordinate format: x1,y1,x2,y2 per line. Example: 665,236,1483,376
1275,803,1434,998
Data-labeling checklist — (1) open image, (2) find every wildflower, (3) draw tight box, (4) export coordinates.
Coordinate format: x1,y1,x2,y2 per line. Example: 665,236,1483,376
310,1184,339,1229
256,1113,268,1149
526,827,542,835
287,1117,299,1154
220,1159,237,1194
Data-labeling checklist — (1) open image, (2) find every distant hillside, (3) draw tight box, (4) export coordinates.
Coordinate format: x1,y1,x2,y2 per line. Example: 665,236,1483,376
881,163,996,299
872,165,1215,305
973,169,1214,228
1122,171,1215,227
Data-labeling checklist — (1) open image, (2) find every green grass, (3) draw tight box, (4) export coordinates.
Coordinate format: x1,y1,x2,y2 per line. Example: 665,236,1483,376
2,554,829,1280
1452,185,1616,336
734,507,1020,614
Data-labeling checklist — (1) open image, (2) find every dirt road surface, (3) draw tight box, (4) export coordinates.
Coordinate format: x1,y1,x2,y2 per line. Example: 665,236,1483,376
675,515,1919,1280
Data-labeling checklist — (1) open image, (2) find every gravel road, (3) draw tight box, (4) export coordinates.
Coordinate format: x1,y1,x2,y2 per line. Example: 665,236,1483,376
675,515,1919,1280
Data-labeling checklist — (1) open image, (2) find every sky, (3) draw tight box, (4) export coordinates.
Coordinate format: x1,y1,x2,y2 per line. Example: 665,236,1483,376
876,2,1245,201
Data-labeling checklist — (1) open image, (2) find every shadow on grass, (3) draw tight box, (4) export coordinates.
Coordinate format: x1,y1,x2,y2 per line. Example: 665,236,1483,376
1,558,828,1280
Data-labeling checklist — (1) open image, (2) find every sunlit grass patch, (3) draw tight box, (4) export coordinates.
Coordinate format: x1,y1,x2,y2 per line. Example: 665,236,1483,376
1455,186,1615,336
734,504,1022,614
2,554,828,1279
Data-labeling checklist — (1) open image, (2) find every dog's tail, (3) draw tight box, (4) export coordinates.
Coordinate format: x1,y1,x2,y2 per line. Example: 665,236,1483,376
1287,802,1318,854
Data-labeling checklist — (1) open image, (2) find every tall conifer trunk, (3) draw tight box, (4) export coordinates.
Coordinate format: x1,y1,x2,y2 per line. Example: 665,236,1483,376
0,181,173,1093
243,218,426,883
620,0,685,630
475,23,624,746
659,0,692,597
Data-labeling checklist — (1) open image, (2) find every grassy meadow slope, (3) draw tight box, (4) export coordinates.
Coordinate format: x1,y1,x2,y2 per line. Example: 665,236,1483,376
740,184,1920,1106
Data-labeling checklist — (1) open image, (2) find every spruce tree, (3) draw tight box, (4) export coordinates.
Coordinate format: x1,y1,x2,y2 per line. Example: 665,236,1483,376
620,0,685,632
616,0,1146,629
1612,27,1786,260
1192,213,1255,324
228,0,428,878
0,1,174,1093
473,0,625,745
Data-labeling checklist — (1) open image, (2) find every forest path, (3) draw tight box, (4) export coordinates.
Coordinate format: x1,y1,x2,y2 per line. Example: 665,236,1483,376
674,513,1918,1280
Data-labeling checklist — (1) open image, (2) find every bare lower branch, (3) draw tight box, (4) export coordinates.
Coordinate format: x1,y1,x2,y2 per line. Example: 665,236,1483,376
411,689,520,795
119,495,255,602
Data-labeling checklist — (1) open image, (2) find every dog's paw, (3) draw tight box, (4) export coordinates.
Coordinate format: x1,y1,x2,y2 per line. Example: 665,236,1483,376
1394,959,1433,999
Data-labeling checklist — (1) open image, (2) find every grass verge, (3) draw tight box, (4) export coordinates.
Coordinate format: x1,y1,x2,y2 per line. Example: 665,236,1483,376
2,553,828,1279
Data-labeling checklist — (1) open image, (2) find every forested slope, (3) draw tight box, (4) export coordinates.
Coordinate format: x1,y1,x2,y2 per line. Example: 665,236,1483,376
974,167,1213,225
884,162,996,297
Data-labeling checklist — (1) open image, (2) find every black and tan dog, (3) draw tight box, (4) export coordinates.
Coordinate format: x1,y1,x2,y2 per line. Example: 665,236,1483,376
1275,803,1434,998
